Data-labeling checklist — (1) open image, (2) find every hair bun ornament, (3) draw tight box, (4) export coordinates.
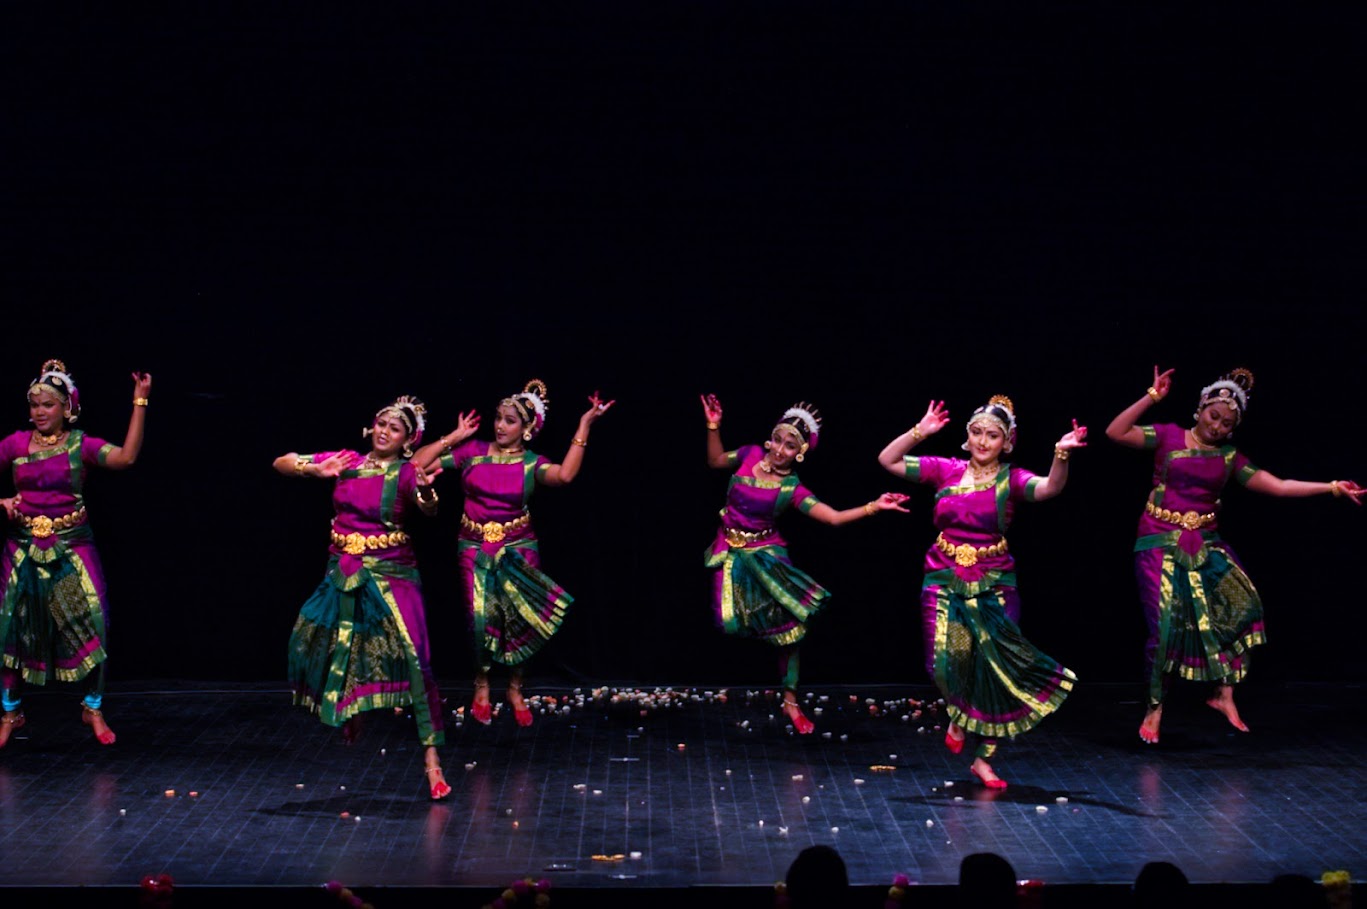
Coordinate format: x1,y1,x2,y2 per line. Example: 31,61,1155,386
1226,367,1255,394
779,401,822,449
41,358,69,375
988,394,1015,415
507,378,550,440
388,395,428,444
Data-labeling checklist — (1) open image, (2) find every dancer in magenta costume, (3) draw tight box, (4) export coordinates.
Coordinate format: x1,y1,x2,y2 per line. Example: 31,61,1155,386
1106,366,1364,745
413,379,613,728
702,394,910,735
879,396,1086,789
277,395,465,800
0,359,151,748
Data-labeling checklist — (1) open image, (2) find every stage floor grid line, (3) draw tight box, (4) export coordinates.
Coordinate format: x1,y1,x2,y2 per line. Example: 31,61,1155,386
0,680,1363,891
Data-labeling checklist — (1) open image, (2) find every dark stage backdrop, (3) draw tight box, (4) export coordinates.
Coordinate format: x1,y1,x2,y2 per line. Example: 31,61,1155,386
5,6,1363,688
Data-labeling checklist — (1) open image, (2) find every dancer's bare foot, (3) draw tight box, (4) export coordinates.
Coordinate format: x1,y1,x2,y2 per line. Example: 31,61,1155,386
1139,705,1162,744
341,714,364,745
781,694,815,734
969,757,1007,789
507,680,533,728
82,705,116,745
424,746,451,801
1206,685,1249,732
0,710,24,748
470,678,492,725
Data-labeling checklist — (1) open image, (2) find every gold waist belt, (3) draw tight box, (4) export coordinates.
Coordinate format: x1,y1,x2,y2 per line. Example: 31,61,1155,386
461,512,530,543
935,532,1008,568
331,529,410,555
19,507,88,539
725,526,776,548
1145,500,1216,531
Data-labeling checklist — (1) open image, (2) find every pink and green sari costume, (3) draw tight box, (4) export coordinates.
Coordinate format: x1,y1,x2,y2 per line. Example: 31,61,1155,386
439,439,572,670
1,429,116,712
705,445,831,688
1132,424,1264,707
286,452,444,747
903,455,1075,751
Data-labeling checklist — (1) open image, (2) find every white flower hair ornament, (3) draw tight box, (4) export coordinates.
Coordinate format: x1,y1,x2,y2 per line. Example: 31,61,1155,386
503,378,550,441
1194,367,1254,425
772,401,822,461
28,358,81,422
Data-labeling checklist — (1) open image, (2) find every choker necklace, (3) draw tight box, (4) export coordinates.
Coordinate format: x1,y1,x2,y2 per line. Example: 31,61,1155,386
969,462,1000,484
757,458,791,476
360,454,396,471
33,430,64,447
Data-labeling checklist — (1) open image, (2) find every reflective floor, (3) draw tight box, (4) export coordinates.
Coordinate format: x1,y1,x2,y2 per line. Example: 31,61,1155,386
0,679,1362,891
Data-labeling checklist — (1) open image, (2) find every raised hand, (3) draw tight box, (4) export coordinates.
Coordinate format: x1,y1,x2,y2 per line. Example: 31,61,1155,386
132,372,153,398
449,410,481,445
701,393,723,424
583,391,615,424
917,400,951,436
1150,366,1175,400
1057,419,1089,450
315,451,354,478
873,492,912,513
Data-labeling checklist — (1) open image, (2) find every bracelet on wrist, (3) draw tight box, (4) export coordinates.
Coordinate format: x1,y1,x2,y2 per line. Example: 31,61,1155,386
706,421,720,431
416,486,439,503
910,425,924,442
863,501,877,516
133,397,149,407
1145,387,1161,403
1053,447,1070,461
571,437,588,447
1330,480,1343,498
294,458,308,476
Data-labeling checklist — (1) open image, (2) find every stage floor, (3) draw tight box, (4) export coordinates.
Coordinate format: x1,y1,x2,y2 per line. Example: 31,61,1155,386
0,679,1362,892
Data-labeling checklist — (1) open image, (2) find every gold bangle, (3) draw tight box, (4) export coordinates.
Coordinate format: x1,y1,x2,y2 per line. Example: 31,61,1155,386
863,501,877,516
1330,480,1343,498
133,397,149,407
416,486,439,503
706,421,719,431
1145,387,1161,403
1054,447,1070,461
910,425,924,442
294,458,308,475
571,437,588,447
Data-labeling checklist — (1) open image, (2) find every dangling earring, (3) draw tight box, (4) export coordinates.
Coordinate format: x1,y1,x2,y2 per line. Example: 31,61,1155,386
960,440,971,451
362,427,373,438
402,443,414,458
522,429,532,442
795,452,804,463
764,440,773,450
1003,444,1013,454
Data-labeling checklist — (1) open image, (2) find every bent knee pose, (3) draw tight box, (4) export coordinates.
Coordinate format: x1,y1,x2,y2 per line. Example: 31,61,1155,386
879,396,1085,789
278,395,452,800
1106,366,1363,744
703,395,908,735
1,360,150,748
413,380,613,728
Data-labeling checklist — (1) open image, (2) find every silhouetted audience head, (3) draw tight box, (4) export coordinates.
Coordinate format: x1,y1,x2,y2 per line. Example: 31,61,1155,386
959,852,1017,909
785,845,850,909
1132,861,1190,909
1264,874,1329,909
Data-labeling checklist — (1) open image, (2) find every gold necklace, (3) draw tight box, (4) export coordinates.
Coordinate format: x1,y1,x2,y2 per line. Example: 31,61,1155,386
969,462,999,484
756,457,791,476
1187,430,1216,450
360,454,396,471
33,430,64,447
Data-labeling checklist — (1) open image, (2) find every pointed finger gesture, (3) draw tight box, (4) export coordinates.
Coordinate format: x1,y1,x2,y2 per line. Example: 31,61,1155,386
874,492,912,513
1057,419,1089,450
584,391,615,424
1151,366,1175,400
701,393,723,424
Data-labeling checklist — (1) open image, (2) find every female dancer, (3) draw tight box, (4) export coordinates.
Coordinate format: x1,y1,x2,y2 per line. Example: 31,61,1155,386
878,396,1085,788
412,380,612,728
701,394,909,735
0,360,151,748
278,395,464,800
1106,366,1363,744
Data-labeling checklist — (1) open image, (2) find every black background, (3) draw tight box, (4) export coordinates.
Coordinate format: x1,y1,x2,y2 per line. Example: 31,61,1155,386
5,5,1363,689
